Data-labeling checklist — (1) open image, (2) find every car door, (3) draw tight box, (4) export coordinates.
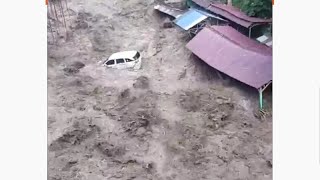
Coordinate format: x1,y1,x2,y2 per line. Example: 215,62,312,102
124,58,135,68
105,59,116,68
116,59,127,69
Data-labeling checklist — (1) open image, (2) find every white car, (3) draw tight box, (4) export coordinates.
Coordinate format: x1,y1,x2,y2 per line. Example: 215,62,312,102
103,50,142,70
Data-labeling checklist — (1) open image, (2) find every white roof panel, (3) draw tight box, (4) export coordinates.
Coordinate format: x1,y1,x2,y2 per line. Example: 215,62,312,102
256,35,269,43
266,41,272,47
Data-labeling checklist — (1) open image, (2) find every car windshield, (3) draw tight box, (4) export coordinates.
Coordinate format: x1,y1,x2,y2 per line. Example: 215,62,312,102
106,60,114,65
132,52,140,60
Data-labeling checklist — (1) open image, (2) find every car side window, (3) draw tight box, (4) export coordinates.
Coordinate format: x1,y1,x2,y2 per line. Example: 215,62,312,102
106,60,115,65
125,58,133,62
116,59,125,64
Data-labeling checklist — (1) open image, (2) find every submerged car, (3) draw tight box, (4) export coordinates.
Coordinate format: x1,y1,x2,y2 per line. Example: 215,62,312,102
103,50,142,70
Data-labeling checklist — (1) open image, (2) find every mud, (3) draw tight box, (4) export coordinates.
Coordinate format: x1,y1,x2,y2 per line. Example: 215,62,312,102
48,0,272,180
63,61,85,75
133,76,150,89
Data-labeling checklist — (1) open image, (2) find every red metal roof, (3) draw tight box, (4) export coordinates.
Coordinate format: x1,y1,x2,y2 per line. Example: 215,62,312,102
186,26,272,89
210,26,272,55
211,4,272,23
192,0,272,28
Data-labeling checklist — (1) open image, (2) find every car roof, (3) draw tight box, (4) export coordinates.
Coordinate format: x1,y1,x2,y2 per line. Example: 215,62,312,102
108,51,138,60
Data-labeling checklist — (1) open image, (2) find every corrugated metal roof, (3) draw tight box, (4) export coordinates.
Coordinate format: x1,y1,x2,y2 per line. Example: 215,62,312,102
211,26,272,55
174,9,208,30
208,5,252,27
186,27,272,89
210,4,272,23
192,0,272,28
154,4,185,18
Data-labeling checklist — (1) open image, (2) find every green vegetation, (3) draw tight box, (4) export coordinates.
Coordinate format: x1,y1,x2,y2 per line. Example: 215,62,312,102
232,0,272,18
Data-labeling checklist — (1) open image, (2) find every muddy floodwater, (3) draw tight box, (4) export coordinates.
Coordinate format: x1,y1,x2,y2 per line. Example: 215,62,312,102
48,0,272,179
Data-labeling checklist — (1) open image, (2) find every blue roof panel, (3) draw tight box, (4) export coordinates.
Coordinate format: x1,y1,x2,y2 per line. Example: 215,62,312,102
174,9,208,30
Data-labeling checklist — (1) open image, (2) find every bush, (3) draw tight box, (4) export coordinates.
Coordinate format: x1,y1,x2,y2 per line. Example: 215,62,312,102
233,0,272,18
